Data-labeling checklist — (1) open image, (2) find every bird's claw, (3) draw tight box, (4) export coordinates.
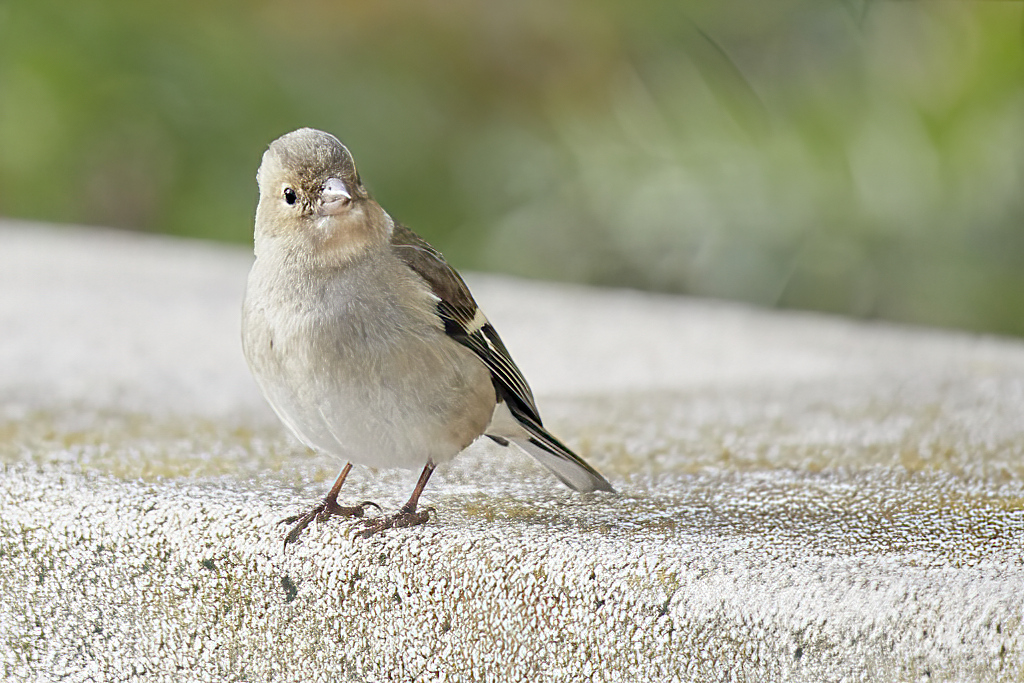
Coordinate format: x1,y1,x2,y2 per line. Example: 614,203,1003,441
281,499,382,548
355,507,435,539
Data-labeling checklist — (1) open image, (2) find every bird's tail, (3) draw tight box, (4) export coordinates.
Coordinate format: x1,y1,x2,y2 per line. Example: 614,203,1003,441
487,397,615,493
510,431,614,493
504,414,615,493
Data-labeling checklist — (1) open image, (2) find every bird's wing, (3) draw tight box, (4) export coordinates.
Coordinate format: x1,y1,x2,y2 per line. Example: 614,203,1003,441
390,223,613,493
390,223,540,419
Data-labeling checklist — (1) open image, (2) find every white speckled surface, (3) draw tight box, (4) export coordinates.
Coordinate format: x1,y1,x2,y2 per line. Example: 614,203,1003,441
1,221,1023,682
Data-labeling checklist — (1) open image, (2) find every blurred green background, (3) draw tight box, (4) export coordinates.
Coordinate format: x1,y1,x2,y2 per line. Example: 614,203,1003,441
2,0,1023,336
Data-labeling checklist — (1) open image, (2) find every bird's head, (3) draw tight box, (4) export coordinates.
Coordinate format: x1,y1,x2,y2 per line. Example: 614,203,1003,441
254,128,391,263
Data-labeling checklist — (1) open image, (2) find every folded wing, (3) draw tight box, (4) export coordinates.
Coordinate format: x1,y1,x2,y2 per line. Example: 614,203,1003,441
391,223,614,493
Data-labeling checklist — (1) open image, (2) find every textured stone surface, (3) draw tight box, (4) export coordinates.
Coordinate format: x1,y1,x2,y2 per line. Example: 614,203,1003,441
1,220,1023,682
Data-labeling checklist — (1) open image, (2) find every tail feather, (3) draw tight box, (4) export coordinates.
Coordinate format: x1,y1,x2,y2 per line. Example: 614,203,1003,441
510,424,615,493
486,402,612,494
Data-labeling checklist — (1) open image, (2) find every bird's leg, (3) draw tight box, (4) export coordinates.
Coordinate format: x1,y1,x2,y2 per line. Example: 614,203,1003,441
357,461,436,539
282,463,381,547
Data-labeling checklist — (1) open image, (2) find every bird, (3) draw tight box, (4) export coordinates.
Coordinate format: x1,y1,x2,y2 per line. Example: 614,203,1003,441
242,127,614,545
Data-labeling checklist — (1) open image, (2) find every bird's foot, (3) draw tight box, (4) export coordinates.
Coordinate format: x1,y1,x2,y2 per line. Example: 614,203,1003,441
355,507,435,539
281,498,381,547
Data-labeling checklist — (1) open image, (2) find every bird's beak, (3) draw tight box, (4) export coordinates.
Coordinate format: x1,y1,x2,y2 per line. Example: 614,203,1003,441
318,177,351,216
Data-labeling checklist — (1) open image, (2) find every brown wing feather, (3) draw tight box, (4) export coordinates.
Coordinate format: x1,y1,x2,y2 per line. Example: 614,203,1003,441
390,223,615,493
390,223,540,419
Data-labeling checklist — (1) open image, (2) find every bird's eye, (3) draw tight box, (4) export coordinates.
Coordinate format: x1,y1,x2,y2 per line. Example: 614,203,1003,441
283,187,297,205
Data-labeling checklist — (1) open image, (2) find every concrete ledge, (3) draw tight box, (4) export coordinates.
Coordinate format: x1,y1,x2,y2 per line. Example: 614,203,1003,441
1,221,1023,682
